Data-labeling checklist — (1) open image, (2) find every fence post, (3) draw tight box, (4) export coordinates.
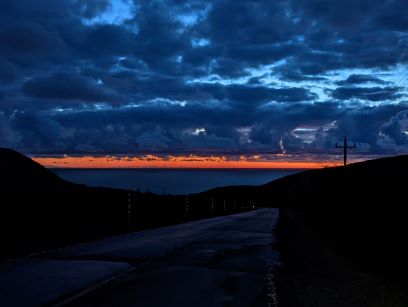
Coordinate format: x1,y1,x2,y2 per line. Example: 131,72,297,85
185,194,189,213
128,192,131,227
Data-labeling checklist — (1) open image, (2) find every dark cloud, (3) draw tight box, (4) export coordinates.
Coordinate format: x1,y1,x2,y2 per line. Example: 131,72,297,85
0,59,18,83
22,72,123,103
0,0,407,156
77,25,138,59
332,86,402,101
75,0,111,19
337,74,389,85
226,85,317,105
0,22,65,57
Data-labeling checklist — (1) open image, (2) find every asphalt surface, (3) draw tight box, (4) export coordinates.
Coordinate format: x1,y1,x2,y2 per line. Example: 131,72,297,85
0,208,280,307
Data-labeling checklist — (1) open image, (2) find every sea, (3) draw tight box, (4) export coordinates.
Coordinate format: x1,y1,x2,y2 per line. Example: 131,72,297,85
51,168,303,195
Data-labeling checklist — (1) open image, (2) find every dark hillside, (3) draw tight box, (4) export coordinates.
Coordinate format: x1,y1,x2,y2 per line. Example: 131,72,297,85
2,147,407,278
266,155,408,274
195,155,408,276
0,148,249,259
0,149,134,258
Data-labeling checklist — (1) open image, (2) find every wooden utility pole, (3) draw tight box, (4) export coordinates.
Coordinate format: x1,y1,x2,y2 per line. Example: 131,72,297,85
335,135,356,166
335,136,356,234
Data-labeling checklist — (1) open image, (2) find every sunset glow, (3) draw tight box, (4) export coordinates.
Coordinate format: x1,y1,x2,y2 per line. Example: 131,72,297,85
33,155,342,169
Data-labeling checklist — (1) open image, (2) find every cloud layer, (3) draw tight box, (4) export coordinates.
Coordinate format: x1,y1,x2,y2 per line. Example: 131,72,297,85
0,0,407,156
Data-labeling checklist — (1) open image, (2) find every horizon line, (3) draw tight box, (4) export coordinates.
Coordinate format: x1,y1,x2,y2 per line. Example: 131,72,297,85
32,154,349,169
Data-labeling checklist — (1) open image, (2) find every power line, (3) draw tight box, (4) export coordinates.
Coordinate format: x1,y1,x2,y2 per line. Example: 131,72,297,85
383,69,408,101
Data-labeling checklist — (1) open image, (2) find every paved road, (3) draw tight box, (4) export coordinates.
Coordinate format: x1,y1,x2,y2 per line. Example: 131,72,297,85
0,208,280,307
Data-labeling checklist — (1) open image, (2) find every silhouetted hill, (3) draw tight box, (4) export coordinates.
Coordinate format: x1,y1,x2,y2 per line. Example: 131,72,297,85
268,156,408,282
3,149,407,304
194,155,408,303
0,149,132,258
0,148,68,190
2,147,408,275
193,155,408,275
255,156,408,305
0,148,248,259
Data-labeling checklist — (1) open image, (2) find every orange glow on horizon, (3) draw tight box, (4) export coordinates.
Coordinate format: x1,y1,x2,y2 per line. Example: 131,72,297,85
32,155,342,169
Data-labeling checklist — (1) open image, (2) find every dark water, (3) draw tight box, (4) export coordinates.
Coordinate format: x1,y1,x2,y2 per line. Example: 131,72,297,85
51,168,302,195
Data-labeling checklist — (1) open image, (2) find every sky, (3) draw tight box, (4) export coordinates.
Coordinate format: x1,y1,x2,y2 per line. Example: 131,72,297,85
0,0,408,168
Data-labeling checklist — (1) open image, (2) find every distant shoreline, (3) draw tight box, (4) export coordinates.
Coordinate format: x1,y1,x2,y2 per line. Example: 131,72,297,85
48,167,312,171
50,168,302,195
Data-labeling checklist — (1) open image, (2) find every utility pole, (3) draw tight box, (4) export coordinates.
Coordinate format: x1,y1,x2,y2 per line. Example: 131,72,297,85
128,192,132,227
335,135,356,166
335,136,356,233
